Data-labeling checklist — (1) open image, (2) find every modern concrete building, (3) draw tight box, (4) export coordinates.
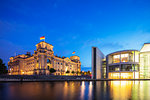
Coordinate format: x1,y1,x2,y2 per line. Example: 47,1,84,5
106,50,139,79
92,47,105,79
92,43,150,79
8,41,81,75
140,43,150,79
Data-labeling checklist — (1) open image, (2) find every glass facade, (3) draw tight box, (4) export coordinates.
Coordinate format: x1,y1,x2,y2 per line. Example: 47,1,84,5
109,72,139,79
121,54,128,62
140,53,150,78
93,43,150,79
113,55,120,63
139,43,150,79
107,50,140,79
121,64,132,71
108,51,139,64
109,65,120,72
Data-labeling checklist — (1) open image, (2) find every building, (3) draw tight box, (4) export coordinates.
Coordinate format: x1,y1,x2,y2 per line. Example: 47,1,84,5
8,41,81,75
106,50,139,79
92,47,105,79
92,43,150,79
140,43,150,79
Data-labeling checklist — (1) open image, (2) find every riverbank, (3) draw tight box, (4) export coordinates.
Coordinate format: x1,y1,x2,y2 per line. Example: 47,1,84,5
1,78,150,82
1,75,150,82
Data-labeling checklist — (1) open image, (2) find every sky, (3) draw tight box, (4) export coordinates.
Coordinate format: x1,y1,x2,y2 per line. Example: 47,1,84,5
0,0,150,71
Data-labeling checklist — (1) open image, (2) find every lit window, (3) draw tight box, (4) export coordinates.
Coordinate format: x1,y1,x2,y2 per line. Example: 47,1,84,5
113,55,120,63
121,54,129,62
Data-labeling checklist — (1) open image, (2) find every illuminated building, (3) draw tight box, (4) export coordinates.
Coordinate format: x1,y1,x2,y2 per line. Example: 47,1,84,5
106,50,139,79
8,41,81,75
140,43,150,78
92,43,150,79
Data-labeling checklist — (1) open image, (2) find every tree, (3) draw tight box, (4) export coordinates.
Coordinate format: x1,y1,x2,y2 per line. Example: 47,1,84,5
0,58,8,75
76,71,79,76
87,71,91,75
66,70,70,73
49,68,56,74
72,71,75,74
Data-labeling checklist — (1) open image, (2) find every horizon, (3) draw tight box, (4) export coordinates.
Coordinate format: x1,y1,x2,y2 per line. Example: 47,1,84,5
1,0,150,71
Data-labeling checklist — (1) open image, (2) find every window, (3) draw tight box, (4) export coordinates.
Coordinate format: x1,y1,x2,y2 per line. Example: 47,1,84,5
47,66,50,70
109,65,119,71
121,64,132,71
113,55,120,63
121,54,128,62
135,51,139,62
132,64,139,71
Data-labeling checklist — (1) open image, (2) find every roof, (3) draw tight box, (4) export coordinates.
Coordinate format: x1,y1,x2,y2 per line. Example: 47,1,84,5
70,55,80,57
107,49,139,56
140,43,150,52
36,41,53,46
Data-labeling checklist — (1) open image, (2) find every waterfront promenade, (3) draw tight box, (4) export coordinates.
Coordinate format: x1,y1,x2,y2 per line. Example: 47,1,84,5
0,75,150,82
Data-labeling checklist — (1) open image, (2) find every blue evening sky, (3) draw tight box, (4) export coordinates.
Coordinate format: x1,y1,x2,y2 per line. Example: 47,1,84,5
0,0,150,71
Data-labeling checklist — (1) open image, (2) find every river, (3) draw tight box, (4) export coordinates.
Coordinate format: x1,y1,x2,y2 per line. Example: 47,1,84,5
0,81,150,100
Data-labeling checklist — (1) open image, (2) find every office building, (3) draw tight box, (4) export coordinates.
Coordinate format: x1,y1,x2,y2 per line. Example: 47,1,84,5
92,43,150,79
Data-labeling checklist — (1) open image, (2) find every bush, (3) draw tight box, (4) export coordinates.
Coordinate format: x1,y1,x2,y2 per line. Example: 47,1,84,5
49,68,56,74
0,58,8,75
66,70,70,73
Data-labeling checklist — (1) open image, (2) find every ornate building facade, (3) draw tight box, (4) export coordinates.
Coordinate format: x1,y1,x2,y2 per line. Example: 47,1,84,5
8,41,81,75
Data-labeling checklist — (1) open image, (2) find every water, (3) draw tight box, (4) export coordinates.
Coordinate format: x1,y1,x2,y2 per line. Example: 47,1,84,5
0,81,150,100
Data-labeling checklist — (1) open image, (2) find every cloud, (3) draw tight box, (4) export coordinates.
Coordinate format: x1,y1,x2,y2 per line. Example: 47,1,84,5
81,30,150,54
79,30,150,69
101,42,124,49
81,38,102,49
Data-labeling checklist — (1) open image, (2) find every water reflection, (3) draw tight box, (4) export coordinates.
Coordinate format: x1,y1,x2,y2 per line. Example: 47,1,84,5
80,81,85,100
88,82,92,100
0,81,150,100
109,81,132,100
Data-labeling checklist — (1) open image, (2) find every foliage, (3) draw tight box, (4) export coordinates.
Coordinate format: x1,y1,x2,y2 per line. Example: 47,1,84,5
66,70,70,73
49,68,56,74
87,71,91,75
72,71,75,74
0,58,8,75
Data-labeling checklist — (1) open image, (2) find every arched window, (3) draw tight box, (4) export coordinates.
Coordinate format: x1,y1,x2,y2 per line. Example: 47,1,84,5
47,66,50,70
47,59,51,64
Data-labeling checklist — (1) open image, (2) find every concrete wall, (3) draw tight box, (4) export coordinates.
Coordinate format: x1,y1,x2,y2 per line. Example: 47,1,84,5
92,47,105,79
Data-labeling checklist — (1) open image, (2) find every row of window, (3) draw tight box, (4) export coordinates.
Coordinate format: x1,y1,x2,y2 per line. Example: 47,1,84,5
109,53,139,64
26,62,34,65
109,64,139,72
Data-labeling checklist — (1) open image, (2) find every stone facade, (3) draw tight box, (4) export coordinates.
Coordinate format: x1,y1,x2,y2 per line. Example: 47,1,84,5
8,41,81,75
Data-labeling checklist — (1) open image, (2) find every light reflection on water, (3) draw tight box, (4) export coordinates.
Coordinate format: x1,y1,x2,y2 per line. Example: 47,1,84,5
0,81,150,100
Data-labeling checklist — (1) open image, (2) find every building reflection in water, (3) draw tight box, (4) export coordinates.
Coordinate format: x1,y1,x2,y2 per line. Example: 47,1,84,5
92,81,110,100
1,81,150,100
80,81,85,100
88,81,93,100
109,81,132,100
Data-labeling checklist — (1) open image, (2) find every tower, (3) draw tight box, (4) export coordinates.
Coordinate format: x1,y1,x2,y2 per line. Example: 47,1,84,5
33,41,54,75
